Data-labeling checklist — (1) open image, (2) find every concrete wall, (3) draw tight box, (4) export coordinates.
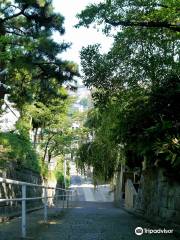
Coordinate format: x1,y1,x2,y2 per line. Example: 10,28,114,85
114,169,123,207
134,168,180,225
125,179,137,209
0,165,43,221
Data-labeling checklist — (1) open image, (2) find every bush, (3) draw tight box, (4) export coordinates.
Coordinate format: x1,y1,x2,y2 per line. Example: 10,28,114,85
0,132,41,172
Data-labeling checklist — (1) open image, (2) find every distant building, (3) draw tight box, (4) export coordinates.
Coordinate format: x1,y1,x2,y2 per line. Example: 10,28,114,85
72,122,80,129
0,94,20,132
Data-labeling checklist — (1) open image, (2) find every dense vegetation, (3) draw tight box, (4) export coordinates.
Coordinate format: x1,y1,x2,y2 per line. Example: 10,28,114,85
0,0,78,181
0,132,40,171
76,0,180,182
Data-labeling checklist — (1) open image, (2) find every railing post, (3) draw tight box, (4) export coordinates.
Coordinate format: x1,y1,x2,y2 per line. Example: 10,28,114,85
44,187,48,222
67,192,69,208
63,189,65,209
71,191,73,207
55,188,58,207
21,184,26,238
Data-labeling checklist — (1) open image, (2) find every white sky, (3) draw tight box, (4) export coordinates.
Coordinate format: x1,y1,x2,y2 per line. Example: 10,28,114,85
52,0,113,67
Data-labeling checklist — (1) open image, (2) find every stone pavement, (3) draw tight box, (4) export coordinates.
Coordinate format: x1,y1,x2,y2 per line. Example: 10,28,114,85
34,201,178,240
32,201,178,240
0,166,179,240
0,200,178,240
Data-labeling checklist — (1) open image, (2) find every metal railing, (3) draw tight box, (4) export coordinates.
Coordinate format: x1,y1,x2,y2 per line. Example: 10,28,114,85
0,177,74,238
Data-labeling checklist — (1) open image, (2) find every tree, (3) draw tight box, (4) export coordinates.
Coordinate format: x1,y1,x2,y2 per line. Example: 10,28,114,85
0,0,79,142
0,0,78,108
76,0,180,181
80,28,179,91
78,0,179,91
0,1,79,177
77,0,180,32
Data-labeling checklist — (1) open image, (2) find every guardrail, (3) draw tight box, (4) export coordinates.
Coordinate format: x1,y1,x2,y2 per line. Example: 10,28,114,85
0,177,75,238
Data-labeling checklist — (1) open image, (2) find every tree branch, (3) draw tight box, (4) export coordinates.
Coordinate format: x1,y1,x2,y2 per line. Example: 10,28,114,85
156,4,180,11
1,5,28,23
2,4,22,12
104,18,180,32
43,134,56,162
6,30,24,36
6,25,30,36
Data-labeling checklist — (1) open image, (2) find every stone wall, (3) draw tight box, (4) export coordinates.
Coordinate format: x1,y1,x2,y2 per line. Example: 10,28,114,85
134,168,180,226
125,179,137,209
0,164,43,221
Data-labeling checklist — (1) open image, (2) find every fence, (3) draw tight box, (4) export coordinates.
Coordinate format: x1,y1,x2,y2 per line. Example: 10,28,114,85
0,177,75,238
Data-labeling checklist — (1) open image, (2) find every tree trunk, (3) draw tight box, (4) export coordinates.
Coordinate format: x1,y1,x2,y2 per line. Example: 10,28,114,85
43,134,55,162
33,128,38,147
48,152,52,163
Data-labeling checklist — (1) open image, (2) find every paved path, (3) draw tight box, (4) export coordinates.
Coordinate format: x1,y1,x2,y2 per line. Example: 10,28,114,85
32,166,178,240
70,175,113,202
0,201,178,240
0,163,178,239
30,201,178,240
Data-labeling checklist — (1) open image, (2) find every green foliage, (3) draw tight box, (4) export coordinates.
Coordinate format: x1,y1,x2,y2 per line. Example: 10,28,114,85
0,1,79,177
0,0,79,111
79,1,179,94
16,113,31,137
80,29,179,91
77,140,117,182
77,0,180,33
76,0,180,182
77,101,121,182
154,136,180,170
50,156,70,187
78,75,180,180
0,132,41,172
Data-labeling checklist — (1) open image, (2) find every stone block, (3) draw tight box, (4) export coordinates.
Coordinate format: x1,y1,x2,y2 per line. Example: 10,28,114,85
166,209,176,219
167,196,175,209
161,196,168,208
158,170,168,183
175,197,180,211
175,187,180,197
159,207,176,219
160,185,168,197
159,207,167,218
168,186,176,197
172,211,180,224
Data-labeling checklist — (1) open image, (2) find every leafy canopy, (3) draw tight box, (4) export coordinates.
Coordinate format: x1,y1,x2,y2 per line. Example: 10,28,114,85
76,0,180,181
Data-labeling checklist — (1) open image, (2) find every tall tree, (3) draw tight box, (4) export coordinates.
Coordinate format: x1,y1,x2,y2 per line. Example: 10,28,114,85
0,0,78,106
77,0,180,32
76,0,180,181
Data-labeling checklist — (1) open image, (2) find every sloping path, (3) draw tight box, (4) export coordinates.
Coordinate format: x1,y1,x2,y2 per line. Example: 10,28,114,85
31,201,178,240
0,163,178,239
0,200,177,240
31,165,178,240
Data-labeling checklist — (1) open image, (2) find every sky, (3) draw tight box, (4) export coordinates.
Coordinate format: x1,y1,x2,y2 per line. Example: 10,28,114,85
52,0,113,67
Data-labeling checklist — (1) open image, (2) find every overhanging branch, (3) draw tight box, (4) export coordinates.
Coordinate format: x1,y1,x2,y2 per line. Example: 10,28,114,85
104,18,180,32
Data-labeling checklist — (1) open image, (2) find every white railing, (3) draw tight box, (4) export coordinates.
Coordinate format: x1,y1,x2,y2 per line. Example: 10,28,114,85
0,177,75,238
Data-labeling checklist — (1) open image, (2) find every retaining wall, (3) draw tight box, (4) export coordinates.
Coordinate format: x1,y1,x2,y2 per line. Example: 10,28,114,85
0,164,43,221
134,168,180,226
